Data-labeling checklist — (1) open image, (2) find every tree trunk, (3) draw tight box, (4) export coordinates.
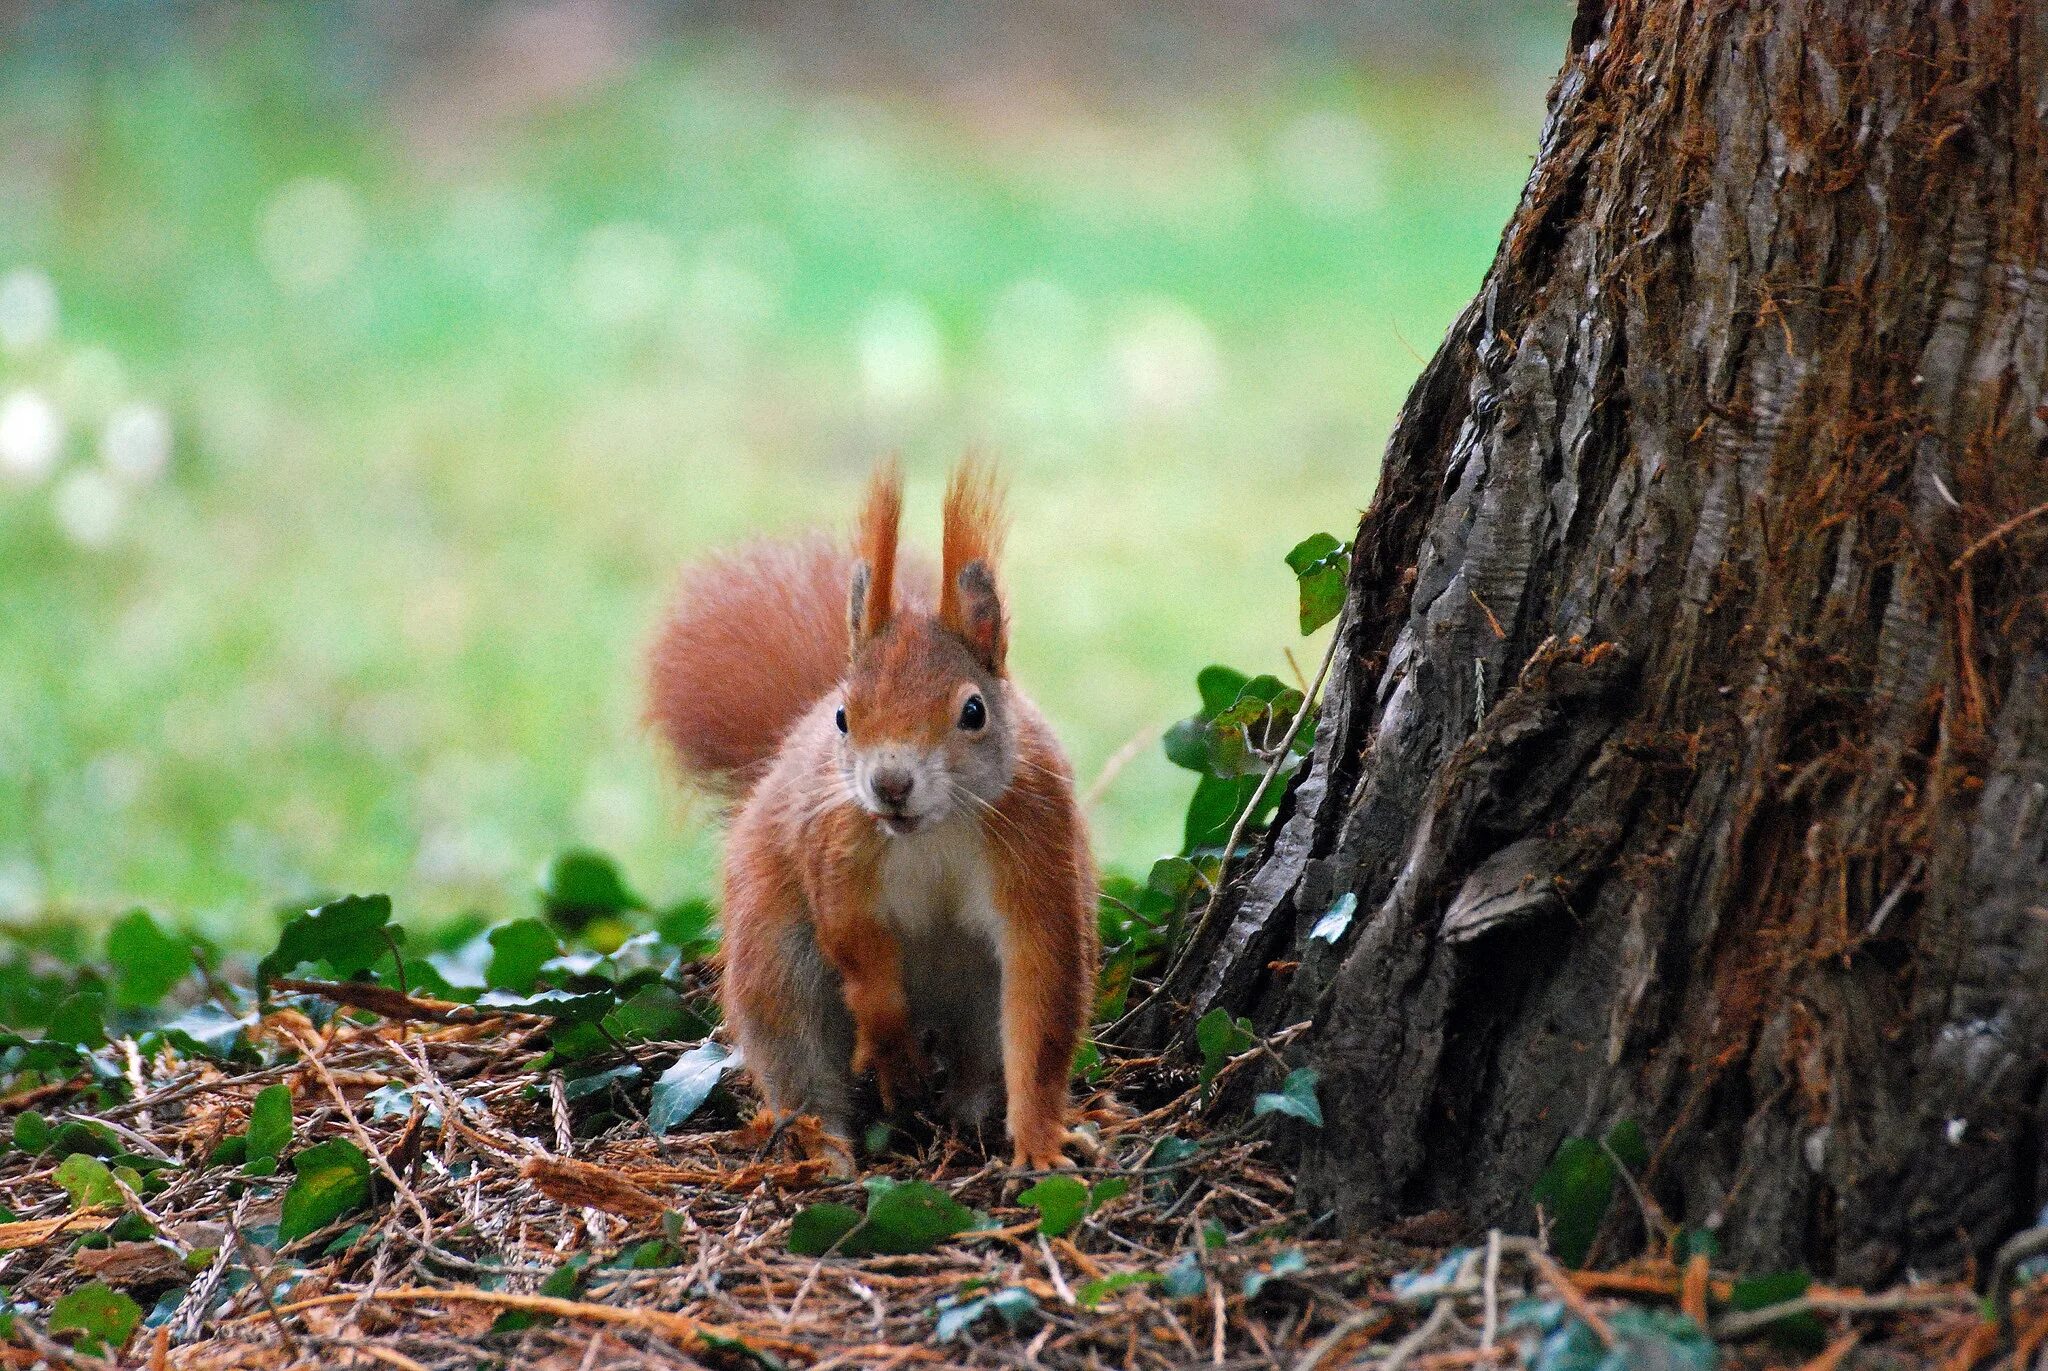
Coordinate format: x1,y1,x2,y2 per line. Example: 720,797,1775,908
1139,0,2048,1283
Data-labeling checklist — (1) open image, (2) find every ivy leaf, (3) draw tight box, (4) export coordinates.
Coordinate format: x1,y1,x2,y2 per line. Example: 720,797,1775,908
1161,1250,1206,1298
1531,1138,1613,1269
540,850,646,932
789,1181,976,1257
1019,1175,1088,1237
1512,1301,1716,1371
47,991,106,1049
1606,1118,1650,1171
485,918,560,994
1183,773,1264,853
562,1062,641,1100
1195,1008,1255,1096
259,894,398,993
1530,1119,1647,1269
935,1286,1038,1342
12,1111,50,1153
492,1254,589,1332
476,988,619,1024
1243,1247,1309,1298
1077,1269,1161,1308
150,1003,255,1061
279,1139,371,1242
648,1041,739,1135
656,898,720,960
607,983,689,1042
49,1282,140,1355
55,1154,123,1209
787,1203,863,1256
851,1180,975,1255
1309,893,1357,944
107,910,192,1010
1253,1068,1324,1127
1728,1270,1827,1353
1284,532,1350,635
243,1084,294,1175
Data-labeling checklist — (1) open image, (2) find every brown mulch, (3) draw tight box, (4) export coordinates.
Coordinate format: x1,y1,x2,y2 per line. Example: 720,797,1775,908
1,994,2042,1369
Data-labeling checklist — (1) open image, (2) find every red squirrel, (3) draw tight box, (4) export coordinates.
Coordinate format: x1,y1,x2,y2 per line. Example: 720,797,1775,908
646,459,1097,1168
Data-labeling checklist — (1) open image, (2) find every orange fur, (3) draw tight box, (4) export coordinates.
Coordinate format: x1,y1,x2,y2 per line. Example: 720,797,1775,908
645,536,858,791
986,723,1098,1166
649,457,1096,1169
937,459,1008,671
853,459,903,642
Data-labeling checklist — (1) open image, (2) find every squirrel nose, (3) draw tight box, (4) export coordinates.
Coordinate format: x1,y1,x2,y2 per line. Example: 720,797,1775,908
870,767,915,810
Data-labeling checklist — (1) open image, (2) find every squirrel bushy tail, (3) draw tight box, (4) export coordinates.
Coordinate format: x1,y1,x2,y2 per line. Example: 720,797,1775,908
645,532,933,793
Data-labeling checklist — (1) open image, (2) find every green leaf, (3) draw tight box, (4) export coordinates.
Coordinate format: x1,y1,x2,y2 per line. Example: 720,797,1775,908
1605,1118,1649,1172
1675,1227,1721,1261
151,1003,254,1060
607,983,688,1042
1530,1137,1613,1269
1195,666,1252,716
1090,1177,1129,1209
47,991,106,1049
1160,1250,1206,1298
485,918,560,994
279,1139,372,1242
648,1040,739,1135
492,1253,590,1332
1018,1175,1088,1238
540,850,646,931
1076,1269,1160,1309
1253,1067,1324,1127
49,1120,118,1159
12,1111,49,1153
1195,1008,1255,1095
259,894,398,992
1728,1270,1826,1353
1515,1301,1717,1371
107,910,193,1010
562,1062,640,1100
1183,773,1259,853
1309,893,1357,944
848,1179,975,1255
55,1154,122,1209
787,1202,863,1256
1243,1247,1308,1298
1284,532,1350,635
49,1282,140,1354
244,1083,294,1174
656,898,719,959
935,1286,1038,1342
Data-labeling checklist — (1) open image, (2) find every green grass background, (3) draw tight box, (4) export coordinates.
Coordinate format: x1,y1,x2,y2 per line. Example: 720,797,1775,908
0,10,1562,936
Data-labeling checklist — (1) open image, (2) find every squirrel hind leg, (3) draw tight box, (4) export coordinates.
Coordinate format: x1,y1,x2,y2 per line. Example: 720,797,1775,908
728,921,860,1145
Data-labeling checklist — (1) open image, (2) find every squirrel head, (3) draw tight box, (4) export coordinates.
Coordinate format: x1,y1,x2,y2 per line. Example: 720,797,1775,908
837,459,1015,836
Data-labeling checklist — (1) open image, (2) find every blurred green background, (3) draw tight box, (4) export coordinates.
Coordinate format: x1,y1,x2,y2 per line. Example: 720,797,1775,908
0,1,1566,937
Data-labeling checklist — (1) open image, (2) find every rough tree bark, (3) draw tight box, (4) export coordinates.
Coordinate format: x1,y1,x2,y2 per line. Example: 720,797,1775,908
1134,0,2048,1282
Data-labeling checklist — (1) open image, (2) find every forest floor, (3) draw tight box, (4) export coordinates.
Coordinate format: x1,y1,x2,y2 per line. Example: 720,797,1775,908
0,985,2038,1370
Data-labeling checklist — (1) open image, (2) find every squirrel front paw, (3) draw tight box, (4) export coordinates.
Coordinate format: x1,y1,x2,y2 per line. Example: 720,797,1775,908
851,1025,929,1111
1008,1121,1083,1171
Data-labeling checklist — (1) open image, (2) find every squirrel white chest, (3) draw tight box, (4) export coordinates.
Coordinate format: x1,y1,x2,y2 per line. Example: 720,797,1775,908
874,818,1004,951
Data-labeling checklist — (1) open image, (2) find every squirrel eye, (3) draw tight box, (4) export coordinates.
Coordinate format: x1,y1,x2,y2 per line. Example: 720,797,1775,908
958,694,987,732
834,706,848,734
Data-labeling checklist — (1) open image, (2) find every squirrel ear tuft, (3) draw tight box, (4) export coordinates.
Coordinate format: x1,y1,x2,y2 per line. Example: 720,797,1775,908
851,459,902,644
948,558,1006,673
938,457,1007,670
847,561,871,650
